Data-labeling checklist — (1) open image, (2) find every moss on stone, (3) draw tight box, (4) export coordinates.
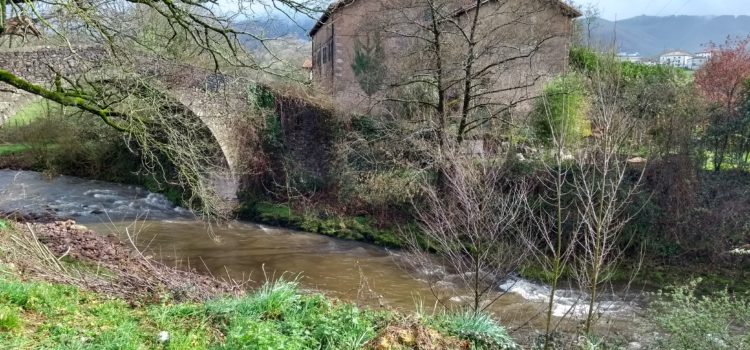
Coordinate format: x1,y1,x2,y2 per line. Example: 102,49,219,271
241,201,404,248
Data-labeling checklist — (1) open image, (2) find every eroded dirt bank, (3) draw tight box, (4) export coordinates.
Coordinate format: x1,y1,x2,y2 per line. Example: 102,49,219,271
1,218,241,303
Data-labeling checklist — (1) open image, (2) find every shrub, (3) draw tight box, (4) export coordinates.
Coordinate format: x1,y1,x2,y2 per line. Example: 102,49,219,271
569,46,600,73
651,279,750,349
353,169,424,210
532,74,590,145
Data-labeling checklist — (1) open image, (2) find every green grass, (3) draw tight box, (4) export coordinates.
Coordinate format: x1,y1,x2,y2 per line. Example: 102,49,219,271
4,100,62,127
0,267,520,349
0,304,21,332
0,274,384,349
0,273,390,350
204,280,383,350
432,311,520,350
0,144,30,156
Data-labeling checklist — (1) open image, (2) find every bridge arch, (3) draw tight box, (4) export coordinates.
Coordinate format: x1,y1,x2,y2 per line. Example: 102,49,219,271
0,46,248,204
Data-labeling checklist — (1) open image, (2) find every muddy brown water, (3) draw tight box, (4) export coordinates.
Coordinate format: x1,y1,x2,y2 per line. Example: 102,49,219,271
0,169,645,341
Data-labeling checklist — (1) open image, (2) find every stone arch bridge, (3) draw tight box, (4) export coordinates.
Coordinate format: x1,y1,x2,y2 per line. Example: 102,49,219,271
0,46,260,203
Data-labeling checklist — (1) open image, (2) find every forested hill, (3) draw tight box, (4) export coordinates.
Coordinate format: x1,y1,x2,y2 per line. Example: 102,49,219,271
585,15,750,57
235,16,316,41
237,14,750,57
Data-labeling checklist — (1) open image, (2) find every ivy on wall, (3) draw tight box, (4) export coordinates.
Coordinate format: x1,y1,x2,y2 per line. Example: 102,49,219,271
351,33,386,96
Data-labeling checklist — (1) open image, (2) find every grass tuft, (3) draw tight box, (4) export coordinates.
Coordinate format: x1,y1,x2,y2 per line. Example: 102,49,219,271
435,310,520,350
0,305,21,331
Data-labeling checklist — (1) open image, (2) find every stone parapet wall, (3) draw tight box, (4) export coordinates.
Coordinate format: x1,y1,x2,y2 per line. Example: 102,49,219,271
0,46,107,84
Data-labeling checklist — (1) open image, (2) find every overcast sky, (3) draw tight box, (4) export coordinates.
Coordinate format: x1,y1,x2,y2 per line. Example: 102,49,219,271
586,0,750,20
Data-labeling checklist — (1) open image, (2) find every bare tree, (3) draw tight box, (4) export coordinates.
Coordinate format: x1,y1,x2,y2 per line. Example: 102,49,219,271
523,56,648,345
573,63,645,334
525,87,581,349
368,0,577,149
406,147,530,313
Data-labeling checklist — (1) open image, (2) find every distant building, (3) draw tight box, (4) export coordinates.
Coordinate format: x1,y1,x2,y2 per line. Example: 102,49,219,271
659,50,693,69
691,51,713,70
617,52,642,63
302,59,313,80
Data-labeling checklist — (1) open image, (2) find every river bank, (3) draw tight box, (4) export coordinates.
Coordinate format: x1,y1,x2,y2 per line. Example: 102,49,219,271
4,169,749,348
0,169,654,347
0,218,519,349
2,138,748,296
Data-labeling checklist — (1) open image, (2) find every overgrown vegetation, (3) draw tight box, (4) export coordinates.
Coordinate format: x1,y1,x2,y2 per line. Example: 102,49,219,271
0,221,518,349
240,202,402,247
0,274,378,349
651,279,750,350
532,73,591,144
1,0,750,345
0,100,193,205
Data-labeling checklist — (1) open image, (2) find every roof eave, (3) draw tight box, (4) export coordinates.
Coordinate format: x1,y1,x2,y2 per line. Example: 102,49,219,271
309,0,357,37
311,0,582,37
454,0,582,19
557,1,582,18
309,13,329,37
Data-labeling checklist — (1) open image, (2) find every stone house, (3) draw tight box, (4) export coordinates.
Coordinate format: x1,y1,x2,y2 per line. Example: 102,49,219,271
309,0,581,115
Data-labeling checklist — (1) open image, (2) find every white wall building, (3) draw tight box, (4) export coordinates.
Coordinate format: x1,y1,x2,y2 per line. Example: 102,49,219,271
617,52,642,63
691,51,713,70
659,50,694,69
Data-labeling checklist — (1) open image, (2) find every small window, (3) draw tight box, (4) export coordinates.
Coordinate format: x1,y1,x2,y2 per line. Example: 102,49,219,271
317,50,322,72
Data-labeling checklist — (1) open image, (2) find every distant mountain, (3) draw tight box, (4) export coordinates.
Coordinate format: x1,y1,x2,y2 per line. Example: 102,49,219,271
235,16,316,43
583,15,750,57
235,14,750,57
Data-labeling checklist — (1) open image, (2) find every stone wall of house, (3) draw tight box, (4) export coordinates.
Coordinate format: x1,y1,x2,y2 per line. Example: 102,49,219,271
311,18,336,92
310,0,576,116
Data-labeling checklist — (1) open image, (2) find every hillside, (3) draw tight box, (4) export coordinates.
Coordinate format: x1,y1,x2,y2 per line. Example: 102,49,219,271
584,15,750,57
237,14,750,58
236,16,316,42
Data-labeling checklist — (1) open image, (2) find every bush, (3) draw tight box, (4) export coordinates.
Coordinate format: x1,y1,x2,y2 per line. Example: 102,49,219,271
569,46,600,73
0,110,190,205
651,279,750,349
532,73,590,145
353,169,424,210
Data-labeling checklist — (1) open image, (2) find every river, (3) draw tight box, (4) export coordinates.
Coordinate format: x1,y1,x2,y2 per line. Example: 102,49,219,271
0,169,646,339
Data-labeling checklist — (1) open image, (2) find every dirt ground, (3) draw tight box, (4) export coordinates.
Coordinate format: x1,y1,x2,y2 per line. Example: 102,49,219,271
1,218,242,304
